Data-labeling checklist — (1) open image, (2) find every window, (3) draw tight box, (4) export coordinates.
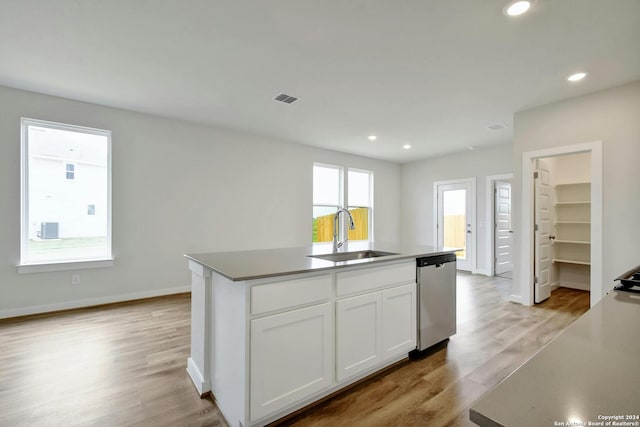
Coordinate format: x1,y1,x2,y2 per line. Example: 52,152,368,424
313,164,342,243
347,169,373,241
312,163,373,243
65,163,75,180
20,118,112,268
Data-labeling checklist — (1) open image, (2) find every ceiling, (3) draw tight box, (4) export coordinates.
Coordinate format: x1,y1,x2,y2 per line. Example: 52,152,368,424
1,1,639,163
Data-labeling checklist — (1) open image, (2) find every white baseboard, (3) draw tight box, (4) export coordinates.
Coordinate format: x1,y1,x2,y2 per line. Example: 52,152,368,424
0,286,190,320
550,281,560,291
509,294,523,305
558,281,590,291
474,268,490,277
187,357,210,397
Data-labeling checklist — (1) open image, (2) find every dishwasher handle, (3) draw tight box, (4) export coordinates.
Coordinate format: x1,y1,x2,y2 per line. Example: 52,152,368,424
417,253,456,267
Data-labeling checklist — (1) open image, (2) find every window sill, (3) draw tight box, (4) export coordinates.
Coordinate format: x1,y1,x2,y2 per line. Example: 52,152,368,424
17,258,115,274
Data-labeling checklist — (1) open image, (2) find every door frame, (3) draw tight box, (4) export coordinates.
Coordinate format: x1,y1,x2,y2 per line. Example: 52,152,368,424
485,173,514,277
433,177,477,273
520,141,603,307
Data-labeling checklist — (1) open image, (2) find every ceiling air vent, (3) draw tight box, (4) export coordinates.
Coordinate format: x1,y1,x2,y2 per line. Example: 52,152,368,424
488,123,508,131
273,93,299,104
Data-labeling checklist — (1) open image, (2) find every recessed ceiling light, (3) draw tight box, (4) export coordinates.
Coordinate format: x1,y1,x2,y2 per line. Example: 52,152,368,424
468,146,475,151
403,144,412,150
504,0,533,16
368,135,377,141
567,72,587,82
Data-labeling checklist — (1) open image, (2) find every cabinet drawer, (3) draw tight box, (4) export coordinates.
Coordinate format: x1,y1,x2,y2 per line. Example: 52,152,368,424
336,261,415,297
251,274,332,315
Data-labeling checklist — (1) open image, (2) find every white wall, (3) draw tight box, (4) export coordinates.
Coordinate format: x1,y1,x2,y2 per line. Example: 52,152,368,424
400,143,512,274
547,152,591,185
511,80,640,304
0,85,401,318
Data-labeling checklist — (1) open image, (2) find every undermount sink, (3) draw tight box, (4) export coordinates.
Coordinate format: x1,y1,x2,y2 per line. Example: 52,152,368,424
309,250,398,262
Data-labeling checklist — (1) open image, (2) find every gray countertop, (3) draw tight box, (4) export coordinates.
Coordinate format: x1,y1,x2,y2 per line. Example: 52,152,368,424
185,241,456,281
470,290,640,427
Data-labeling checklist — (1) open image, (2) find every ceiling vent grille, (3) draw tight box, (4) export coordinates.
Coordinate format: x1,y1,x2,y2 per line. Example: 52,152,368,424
488,123,508,131
273,93,299,104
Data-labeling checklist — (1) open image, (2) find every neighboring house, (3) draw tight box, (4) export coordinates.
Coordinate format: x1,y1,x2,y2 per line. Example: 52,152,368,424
28,126,108,240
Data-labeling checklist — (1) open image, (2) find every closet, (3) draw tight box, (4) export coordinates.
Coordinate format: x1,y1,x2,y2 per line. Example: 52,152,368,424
550,153,591,291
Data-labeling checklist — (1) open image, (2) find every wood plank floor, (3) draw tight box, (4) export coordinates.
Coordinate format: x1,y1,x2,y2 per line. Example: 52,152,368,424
0,273,589,427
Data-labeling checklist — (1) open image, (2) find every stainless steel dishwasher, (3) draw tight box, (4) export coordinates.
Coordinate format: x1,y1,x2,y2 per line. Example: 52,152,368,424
416,253,457,351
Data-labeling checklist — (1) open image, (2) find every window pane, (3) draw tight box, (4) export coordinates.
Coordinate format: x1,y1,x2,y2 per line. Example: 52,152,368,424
347,207,369,241
312,206,338,243
442,189,466,259
25,122,110,263
313,165,341,205
348,170,371,207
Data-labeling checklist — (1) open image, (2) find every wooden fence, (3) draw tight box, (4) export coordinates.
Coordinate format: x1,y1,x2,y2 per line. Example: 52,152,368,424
314,208,369,242
444,214,466,257
314,210,465,257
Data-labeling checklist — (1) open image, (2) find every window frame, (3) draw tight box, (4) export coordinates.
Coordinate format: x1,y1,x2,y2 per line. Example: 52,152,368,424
347,167,374,242
312,163,374,244
65,162,76,180
312,163,343,243
18,118,114,273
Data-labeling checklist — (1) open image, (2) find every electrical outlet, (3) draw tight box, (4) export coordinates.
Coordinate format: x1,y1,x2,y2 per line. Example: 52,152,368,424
71,274,80,285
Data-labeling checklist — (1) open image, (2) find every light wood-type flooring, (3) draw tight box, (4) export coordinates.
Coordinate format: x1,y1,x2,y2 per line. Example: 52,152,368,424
0,273,589,427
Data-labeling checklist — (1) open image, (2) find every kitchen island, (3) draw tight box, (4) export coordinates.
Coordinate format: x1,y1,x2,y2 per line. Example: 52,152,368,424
185,242,456,427
470,290,640,426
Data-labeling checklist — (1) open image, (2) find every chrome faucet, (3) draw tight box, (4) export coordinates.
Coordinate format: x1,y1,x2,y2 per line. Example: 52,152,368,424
333,208,356,252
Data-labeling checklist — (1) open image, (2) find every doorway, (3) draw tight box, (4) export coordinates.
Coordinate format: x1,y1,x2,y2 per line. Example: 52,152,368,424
533,154,594,303
486,173,514,278
494,180,513,278
434,178,476,272
520,141,603,308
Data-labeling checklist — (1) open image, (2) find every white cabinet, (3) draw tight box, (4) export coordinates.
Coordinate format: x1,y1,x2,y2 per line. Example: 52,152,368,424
335,261,417,383
250,302,333,421
250,274,332,315
382,283,417,360
336,292,383,382
195,259,420,426
336,262,415,297
336,283,417,382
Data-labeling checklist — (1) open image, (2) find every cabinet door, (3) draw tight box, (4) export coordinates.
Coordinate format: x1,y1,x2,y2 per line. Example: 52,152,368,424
250,303,333,421
382,283,417,360
336,292,382,382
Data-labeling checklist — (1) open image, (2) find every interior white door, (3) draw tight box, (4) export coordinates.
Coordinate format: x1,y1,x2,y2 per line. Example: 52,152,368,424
494,180,513,275
534,161,552,303
437,181,474,271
